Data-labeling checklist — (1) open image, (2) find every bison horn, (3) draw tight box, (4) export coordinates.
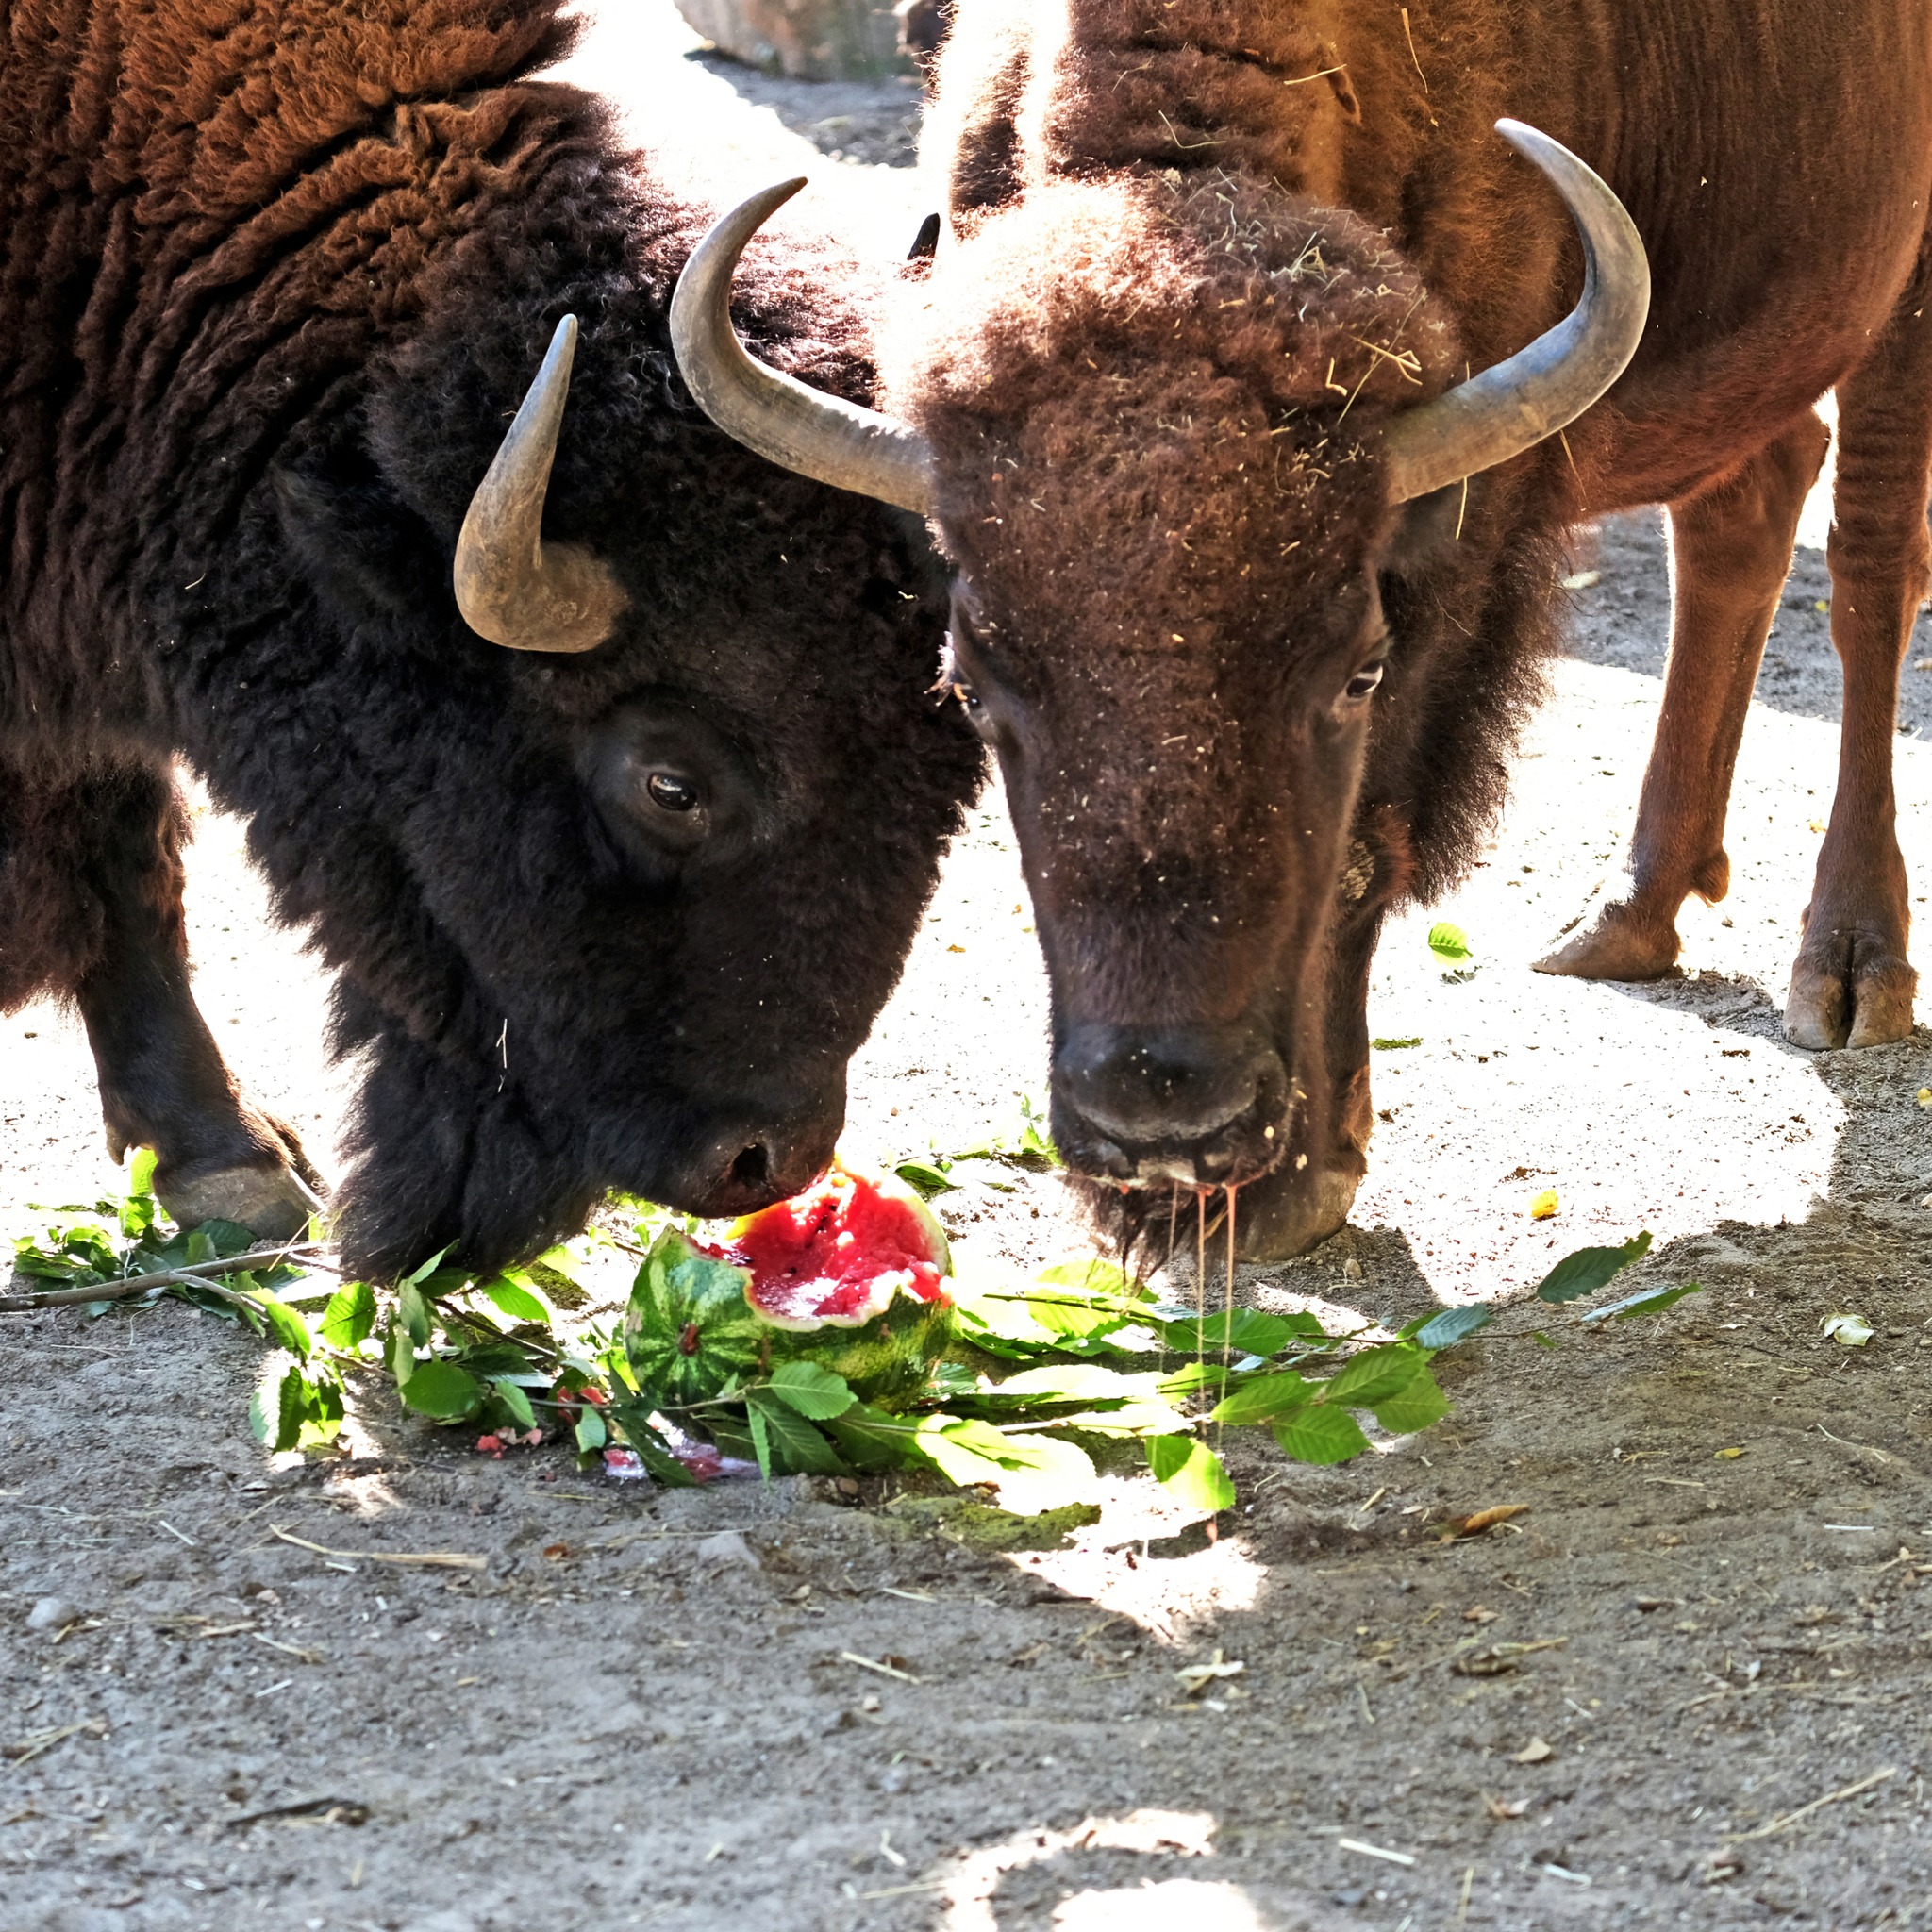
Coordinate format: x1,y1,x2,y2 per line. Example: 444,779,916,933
454,315,627,653
1382,120,1651,504
671,179,935,517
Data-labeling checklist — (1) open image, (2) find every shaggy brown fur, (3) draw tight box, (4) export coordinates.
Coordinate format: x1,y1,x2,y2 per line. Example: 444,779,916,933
890,0,1932,1256
1,0,979,1273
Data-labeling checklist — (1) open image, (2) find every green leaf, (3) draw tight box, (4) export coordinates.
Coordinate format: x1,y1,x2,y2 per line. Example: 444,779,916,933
1372,1367,1451,1435
981,1433,1096,1515
185,1230,217,1267
1372,1036,1423,1051
1209,1371,1313,1424
1535,1231,1654,1304
1034,1258,1141,1300
1531,1330,1559,1350
120,1148,159,1241
824,1403,920,1473
766,1361,856,1421
744,1391,845,1474
490,1378,538,1429
605,1399,698,1487
1161,1307,1316,1357
472,1274,555,1328
243,1291,313,1361
1273,1405,1372,1465
397,1245,454,1291
575,1407,608,1453
1427,921,1474,963
294,1371,345,1451
250,1364,307,1453
388,1324,418,1386
319,1278,377,1352
1319,1343,1424,1409
1583,1281,1706,1324
193,1218,258,1259
397,1358,484,1423
396,1278,434,1348
1146,1435,1237,1512
1412,1306,1492,1349
892,1159,956,1200
746,1403,773,1481
909,1416,1022,1488
1020,1285,1131,1341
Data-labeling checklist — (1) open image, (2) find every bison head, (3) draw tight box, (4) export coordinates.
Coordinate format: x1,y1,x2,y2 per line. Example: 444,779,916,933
670,125,1644,1257
232,225,980,1281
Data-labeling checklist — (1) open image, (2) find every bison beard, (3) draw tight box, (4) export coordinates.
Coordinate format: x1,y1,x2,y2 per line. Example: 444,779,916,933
0,0,982,1277
677,0,1932,1260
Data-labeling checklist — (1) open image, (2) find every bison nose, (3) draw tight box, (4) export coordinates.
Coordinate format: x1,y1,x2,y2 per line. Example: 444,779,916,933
1055,1023,1283,1158
671,1090,844,1218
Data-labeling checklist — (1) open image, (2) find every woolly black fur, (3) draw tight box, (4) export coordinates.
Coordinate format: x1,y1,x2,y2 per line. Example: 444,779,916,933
0,0,982,1276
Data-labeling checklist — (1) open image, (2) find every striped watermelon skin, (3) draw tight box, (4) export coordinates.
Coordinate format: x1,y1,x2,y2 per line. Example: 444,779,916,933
622,1234,764,1407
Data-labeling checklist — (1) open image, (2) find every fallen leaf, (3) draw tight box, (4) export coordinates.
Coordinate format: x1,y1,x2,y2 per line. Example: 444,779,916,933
1916,1088,1932,1109
1512,1737,1554,1764
1822,1312,1874,1348
1174,1648,1246,1696
1528,1190,1558,1221
541,1542,571,1561
1453,1648,1517,1678
1483,1792,1530,1820
1436,1504,1530,1541
1714,1447,1746,1460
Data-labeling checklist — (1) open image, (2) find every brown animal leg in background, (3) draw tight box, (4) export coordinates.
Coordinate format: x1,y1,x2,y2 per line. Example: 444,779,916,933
64,765,325,1237
1785,293,1932,1048
1537,415,1829,983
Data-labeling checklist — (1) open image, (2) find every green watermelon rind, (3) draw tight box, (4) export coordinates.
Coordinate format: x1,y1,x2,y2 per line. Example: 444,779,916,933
621,1233,764,1408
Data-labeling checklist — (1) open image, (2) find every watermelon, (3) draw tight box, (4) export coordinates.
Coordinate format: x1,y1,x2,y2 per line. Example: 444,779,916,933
624,1165,953,1408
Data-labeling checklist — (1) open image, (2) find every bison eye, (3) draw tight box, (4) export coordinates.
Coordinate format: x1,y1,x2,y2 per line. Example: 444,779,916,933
1343,660,1386,702
644,770,700,813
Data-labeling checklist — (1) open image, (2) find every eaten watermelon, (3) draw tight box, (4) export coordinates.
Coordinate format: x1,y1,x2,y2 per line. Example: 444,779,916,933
624,1165,953,1408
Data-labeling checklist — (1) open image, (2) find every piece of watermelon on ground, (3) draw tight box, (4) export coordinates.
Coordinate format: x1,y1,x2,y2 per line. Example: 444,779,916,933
624,1164,954,1407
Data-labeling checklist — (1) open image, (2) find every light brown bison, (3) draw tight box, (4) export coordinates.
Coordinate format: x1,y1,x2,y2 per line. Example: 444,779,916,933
676,0,1932,1257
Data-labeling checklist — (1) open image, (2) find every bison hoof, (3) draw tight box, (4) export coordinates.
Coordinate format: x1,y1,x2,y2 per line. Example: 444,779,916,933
1230,1162,1361,1262
1784,943,1918,1051
1533,902,1680,981
157,1161,323,1241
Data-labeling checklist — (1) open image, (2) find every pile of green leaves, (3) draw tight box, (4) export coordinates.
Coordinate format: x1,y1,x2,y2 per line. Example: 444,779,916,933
8,1155,1666,1518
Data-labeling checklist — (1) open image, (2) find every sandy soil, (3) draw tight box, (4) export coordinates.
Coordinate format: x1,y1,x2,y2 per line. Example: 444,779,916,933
5,12,1932,1930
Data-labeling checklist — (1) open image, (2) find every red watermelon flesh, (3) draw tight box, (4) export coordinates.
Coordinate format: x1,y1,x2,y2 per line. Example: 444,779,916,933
721,1166,950,1328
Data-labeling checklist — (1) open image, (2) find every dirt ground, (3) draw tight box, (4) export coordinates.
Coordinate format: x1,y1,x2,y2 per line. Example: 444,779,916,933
5,10,1932,1930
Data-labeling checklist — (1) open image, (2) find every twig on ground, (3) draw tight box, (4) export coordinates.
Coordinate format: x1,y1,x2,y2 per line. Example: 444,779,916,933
268,1525,486,1571
1724,1767,1897,1843
0,1242,327,1312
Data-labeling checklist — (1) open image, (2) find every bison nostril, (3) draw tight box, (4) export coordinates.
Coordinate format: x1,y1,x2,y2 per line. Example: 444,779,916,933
728,1141,773,1191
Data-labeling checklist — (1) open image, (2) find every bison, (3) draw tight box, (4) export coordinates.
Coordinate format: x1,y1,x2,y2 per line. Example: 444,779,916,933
676,0,1931,1257
0,0,980,1279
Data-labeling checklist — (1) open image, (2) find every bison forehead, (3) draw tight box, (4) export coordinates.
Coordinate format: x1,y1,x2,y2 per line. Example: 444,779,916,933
891,169,1462,436
891,170,1460,637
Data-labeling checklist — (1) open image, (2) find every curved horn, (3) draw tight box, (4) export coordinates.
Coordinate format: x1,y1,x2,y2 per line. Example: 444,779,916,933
454,315,627,653
672,179,934,516
1382,120,1651,504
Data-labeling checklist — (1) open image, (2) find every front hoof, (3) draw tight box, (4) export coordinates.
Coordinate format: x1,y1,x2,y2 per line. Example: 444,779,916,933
1534,902,1680,981
1231,1161,1362,1262
1785,941,1917,1051
157,1160,322,1241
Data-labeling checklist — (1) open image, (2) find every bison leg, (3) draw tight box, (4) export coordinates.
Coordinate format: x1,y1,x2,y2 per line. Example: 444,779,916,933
1538,416,1829,982
59,765,325,1237
1785,304,1932,1048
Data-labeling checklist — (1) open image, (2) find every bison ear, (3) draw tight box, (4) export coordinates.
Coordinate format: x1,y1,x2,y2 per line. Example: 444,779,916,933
1381,481,1465,582
271,441,450,625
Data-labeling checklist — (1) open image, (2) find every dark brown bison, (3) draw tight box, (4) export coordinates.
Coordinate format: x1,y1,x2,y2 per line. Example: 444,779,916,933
0,0,980,1278
677,0,1932,1258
